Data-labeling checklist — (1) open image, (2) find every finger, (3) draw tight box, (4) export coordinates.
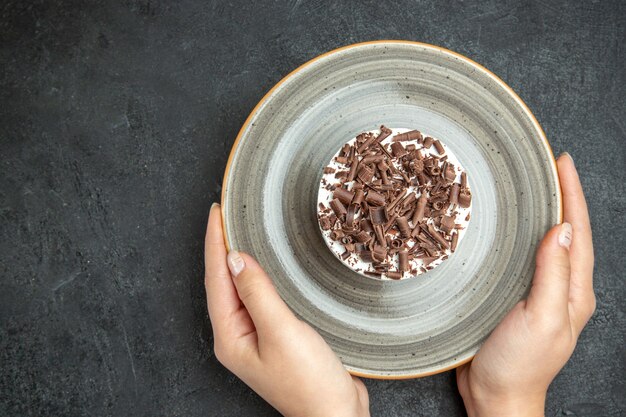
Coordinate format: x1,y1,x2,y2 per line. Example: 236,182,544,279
557,154,596,329
526,223,572,316
226,251,298,339
204,203,246,337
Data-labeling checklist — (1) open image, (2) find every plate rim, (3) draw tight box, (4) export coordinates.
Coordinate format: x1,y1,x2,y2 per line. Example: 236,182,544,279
220,40,563,379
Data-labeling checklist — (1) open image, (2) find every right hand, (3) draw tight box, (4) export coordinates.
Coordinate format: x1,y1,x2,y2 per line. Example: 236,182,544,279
457,153,596,417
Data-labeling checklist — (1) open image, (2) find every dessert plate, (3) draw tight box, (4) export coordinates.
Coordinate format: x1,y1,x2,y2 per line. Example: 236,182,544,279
221,41,561,378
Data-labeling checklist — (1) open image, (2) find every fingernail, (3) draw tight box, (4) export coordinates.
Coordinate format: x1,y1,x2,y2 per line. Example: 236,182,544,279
558,222,572,249
560,152,574,164
227,251,245,276
211,202,220,210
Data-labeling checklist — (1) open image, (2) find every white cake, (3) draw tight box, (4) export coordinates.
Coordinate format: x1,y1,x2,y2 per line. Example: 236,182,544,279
317,127,472,280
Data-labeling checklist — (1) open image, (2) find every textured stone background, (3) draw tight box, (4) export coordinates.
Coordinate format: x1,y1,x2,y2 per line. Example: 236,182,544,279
1,1,624,416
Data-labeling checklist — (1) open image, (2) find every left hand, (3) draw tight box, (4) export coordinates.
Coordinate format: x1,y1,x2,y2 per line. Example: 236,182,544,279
204,203,370,417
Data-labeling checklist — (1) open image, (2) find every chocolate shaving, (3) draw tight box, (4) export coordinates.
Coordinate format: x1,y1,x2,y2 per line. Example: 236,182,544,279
329,198,347,218
360,218,373,232
398,250,409,272
357,125,392,154
390,142,407,158
320,126,472,279
440,215,455,234
449,183,460,205
333,188,354,205
396,216,411,238
412,195,428,225
392,130,422,142
357,165,374,183
365,190,386,206
370,206,387,225
386,271,403,280
347,159,359,182
451,231,459,252
433,140,445,155
458,190,472,208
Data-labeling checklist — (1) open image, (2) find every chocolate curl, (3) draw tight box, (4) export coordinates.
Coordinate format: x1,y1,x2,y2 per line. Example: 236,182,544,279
335,156,348,164
390,142,407,158
406,144,416,151
444,164,456,181
432,201,446,211
352,188,365,206
377,142,393,159
433,140,445,155
416,172,427,186
372,244,388,262
386,271,403,280
340,236,353,245
355,230,371,243
347,159,360,182
458,190,472,208
361,155,384,164
357,126,392,154
333,187,354,205
379,168,389,185
409,159,424,174
398,250,409,272
427,224,450,250
412,195,428,225
387,189,407,212
369,206,387,225
357,165,374,183
440,215,455,234
345,204,357,227
365,190,386,206
428,165,441,176
421,256,438,266
359,251,374,263
341,250,351,260
323,167,335,174
378,160,390,185
374,224,386,247
396,216,411,238
329,198,347,218
330,229,344,240
423,136,434,148
451,231,459,252
360,218,374,232
461,172,467,188
449,183,460,205
392,130,422,142
377,160,389,171
401,192,417,207
319,216,331,230
391,239,404,249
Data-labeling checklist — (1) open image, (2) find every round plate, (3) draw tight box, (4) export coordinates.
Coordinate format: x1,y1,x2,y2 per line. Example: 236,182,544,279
222,41,561,379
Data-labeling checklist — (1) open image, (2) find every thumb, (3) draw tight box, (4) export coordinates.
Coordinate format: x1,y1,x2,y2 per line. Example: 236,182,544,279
526,223,572,315
226,250,298,334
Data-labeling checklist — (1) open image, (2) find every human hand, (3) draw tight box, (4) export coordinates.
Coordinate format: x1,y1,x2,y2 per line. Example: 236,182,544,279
204,204,370,417
456,153,596,417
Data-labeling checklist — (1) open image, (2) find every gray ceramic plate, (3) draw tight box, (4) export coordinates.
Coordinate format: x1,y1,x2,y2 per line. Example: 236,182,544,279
222,41,561,379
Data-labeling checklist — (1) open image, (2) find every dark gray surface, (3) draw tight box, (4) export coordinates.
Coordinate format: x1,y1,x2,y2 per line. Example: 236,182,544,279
1,1,624,416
